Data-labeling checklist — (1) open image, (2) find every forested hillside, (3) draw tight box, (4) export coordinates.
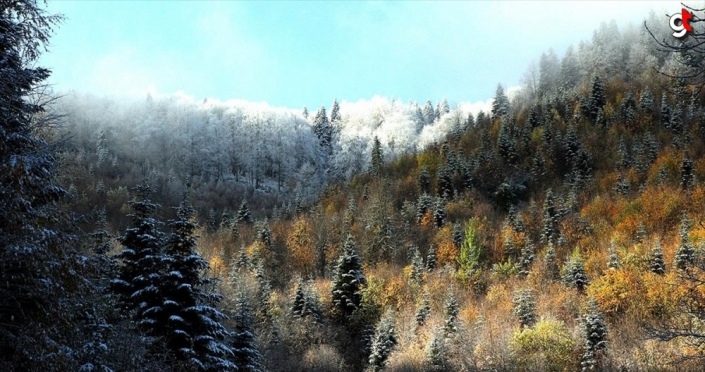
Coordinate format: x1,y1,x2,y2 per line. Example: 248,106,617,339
5,1,705,371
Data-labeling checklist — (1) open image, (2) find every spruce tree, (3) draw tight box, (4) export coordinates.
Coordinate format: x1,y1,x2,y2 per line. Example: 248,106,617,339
681,152,695,191
639,88,654,113
541,189,559,245
563,249,589,293
313,106,333,150
371,136,383,177
607,243,620,269
161,201,235,370
415,291,431,326
236,199,252,224
581,298,608,371
512,290,537,330
443,290,460,336
426,245,437,272
491,84,510,118
368,310,397,372
588,76,606,121
231,292,265,372
674,214,695,271
111,183,165,317
425,328,447,371
331,235,367,318
418,166,431,194
661,94,672,128
544,242,560,281
423,100,435,124
650,238,666,275
409,246,425,285
433,198,447,228
330,99,341,123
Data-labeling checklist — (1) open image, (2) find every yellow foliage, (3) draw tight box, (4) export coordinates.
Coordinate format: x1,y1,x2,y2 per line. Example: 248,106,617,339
510,318,578,372
433,226,457,266
287,217,315,275
587,268,644,316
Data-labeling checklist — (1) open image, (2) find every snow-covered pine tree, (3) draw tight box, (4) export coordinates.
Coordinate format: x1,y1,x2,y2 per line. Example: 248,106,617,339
562,248,589,293
581,298,608,371
370,136,383,177
231,292,265,372
367,310,397,372
588,76,606,121
541,189,559,245
426,245,437,272
331,235,366,318
425,328,447,371
650,238,666,275
161,201,235,370
418,166,431,194
236,199,252,224
491,84,510,119
433,198,447,228
330,99,341,123
681,152,695,191
512,289,537,330
313,106,333,150
409,246,425,286
443,290,460,336
674,213,695,271
111,182,165,318
415,291,431,326
422,100,435,125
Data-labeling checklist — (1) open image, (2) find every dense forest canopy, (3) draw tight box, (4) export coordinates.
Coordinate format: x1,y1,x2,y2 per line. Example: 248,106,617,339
6,1,705,371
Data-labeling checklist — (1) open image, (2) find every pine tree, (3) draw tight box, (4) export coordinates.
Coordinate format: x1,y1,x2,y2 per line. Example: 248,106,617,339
563,249,589,293
581,298,608,371
371,136,384,177
639,88,654,113
541,189,559,245
416,193,433,223
426,245,437,272
443,290,460,336
661,94,672,128
237,199,252,224
492,84,510,118
436,165,453,199
415,291,431,326
650,238,666,275
313,106,333,150
367,310,397,372
257,218,272,250
0,2,82,367
161,201,235,370
330,99,341,123
231,293,265,372
433,198,447,228
418,166,431,194
635,223,647,244
518,237,536,277
302,106,309,119
588,76,606,121
681,152,695,191
423,100,435,124
544,242,560,281
425,328,447,371
111,182,165,317
452,223,464,248
409,246,425,285
607,242,620,269
674,214,695,270
513,290,537,330
331,235,367,318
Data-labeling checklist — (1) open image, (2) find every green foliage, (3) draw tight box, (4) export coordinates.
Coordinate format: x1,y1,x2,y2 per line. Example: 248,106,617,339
332,235,367,318
457,219,483,277
511,318,577,371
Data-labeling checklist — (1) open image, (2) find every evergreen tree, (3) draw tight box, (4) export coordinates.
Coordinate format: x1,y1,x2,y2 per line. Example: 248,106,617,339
518,237,536,277
161,201,235,370
544,242,560,281
443,290,460,336
513,290,537,330
492,84,510,118
257,218,272,250
415,291,431,326
433,198,447,228
681,152,695,191
330,99,341,123
416,193,433,223
371,136,384,177
236,199,252,224
436,165,453,199
674,214,695,270
563,249,589,293
409,246,425,285
231,293,265,372
302,106,309,119
313,106,333,150
426,245,437,272
425,328,447,371
541,189,559,245
588,76,606,121
331,235,367,317
438,98,450,116
207,208,218,232
607,243,620,269
291,278,323,323
639,88,654,113
111,183,165,317
650,238,666,275
367,310,397,372
661,94,672,129
423,100,435,124
635,223,647,244
452,223,464,248
0,2,83,367
581,298,608,371
418,166,431,194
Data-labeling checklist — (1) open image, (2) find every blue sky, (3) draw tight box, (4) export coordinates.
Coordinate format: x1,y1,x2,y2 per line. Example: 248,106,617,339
40,1,676,110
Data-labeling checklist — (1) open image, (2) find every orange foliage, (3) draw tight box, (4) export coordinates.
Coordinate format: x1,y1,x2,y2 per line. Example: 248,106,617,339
433,226,457,266
587,268,644,317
